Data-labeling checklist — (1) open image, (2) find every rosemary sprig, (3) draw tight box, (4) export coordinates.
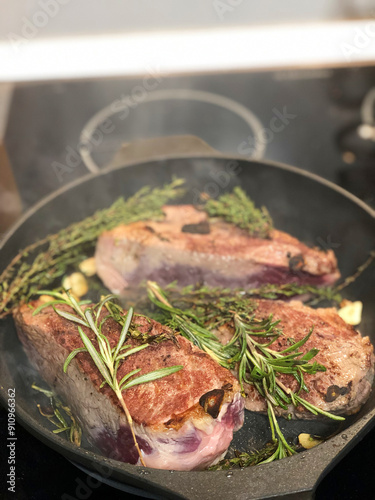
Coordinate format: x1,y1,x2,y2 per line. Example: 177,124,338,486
335,250,375,292
146,281,345,466
0,178,185,317
34,290,183,466
147,281,235,368
204,186,273,238
233,313,344,461
32,384,82,446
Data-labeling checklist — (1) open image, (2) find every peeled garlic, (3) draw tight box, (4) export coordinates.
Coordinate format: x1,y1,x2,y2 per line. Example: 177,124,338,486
62,272,89,298
338,301,363,326
298,433,323,450
39,295,54,304
78,257,96,277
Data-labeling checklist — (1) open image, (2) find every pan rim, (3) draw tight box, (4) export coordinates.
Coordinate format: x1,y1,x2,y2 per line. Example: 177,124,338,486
1,153,374,252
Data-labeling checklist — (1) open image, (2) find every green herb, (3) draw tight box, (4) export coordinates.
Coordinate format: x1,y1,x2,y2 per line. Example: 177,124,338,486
147,281,234,368
0,179,185,318
146,281,344,466
204,186,273,238
244,283,342,306
335,250,375,292
34,290,183,466
209,441,284,470
32,384,82,446
233,314,343,461
146,282,336,326
155,249,374,313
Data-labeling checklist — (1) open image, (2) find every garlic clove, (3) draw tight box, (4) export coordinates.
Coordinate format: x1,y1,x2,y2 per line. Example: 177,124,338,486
62,272,89,298
298,433,323,449
78,257,97,277
39,295,54,304
338,301,363,326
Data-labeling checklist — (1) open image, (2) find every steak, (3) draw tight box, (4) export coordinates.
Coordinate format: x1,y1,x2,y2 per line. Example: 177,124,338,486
216,299,374,417
14,302,244,470
95,205,340,294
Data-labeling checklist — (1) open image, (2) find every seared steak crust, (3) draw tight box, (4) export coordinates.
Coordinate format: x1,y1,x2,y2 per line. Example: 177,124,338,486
95,205,340,294
217,300,374,417
14,302,244,470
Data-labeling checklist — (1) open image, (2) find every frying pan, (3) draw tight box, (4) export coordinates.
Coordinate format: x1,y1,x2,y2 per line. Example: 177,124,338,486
0,143,375,500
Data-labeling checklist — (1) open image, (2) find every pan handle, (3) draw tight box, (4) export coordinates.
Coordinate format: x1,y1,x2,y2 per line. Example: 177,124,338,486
78,88,266,173
79,134,222,174
107,135,221,169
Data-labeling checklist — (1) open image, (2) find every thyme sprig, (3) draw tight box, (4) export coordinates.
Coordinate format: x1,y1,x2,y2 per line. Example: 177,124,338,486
209,441,284,470
204,186,273,238
32,384,82,446
244,283,342,305
148,283,338,326
146,281,345,465
0,179,185,317
34,290,183,466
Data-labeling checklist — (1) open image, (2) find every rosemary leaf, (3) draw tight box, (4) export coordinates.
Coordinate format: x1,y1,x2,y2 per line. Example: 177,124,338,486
95,294,117,325
294,395,344,421
54,308,88,327
77,326,113,388
118,368,142,390
122,365,183,390
31,383,54,398
63,347,87,373
32,300,68,316
113,307,134,360
116,344,149,360
52,427,71,434
278,327,314,354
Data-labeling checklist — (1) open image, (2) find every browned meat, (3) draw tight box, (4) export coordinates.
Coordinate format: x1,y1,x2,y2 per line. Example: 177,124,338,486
216,300,374,417
14,302,244,470
95,205,340,294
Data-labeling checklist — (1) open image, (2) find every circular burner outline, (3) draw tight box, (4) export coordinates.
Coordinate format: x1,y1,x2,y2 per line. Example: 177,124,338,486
79,88,265,173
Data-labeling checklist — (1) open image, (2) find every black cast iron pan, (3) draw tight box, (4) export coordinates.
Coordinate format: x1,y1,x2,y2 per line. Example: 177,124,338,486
0,153,375,499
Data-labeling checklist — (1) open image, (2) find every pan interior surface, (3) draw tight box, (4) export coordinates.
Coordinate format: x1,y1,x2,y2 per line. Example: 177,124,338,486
1,157,374,500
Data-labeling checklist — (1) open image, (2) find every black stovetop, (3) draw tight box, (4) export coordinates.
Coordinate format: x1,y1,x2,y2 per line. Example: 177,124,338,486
1,66,375,499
